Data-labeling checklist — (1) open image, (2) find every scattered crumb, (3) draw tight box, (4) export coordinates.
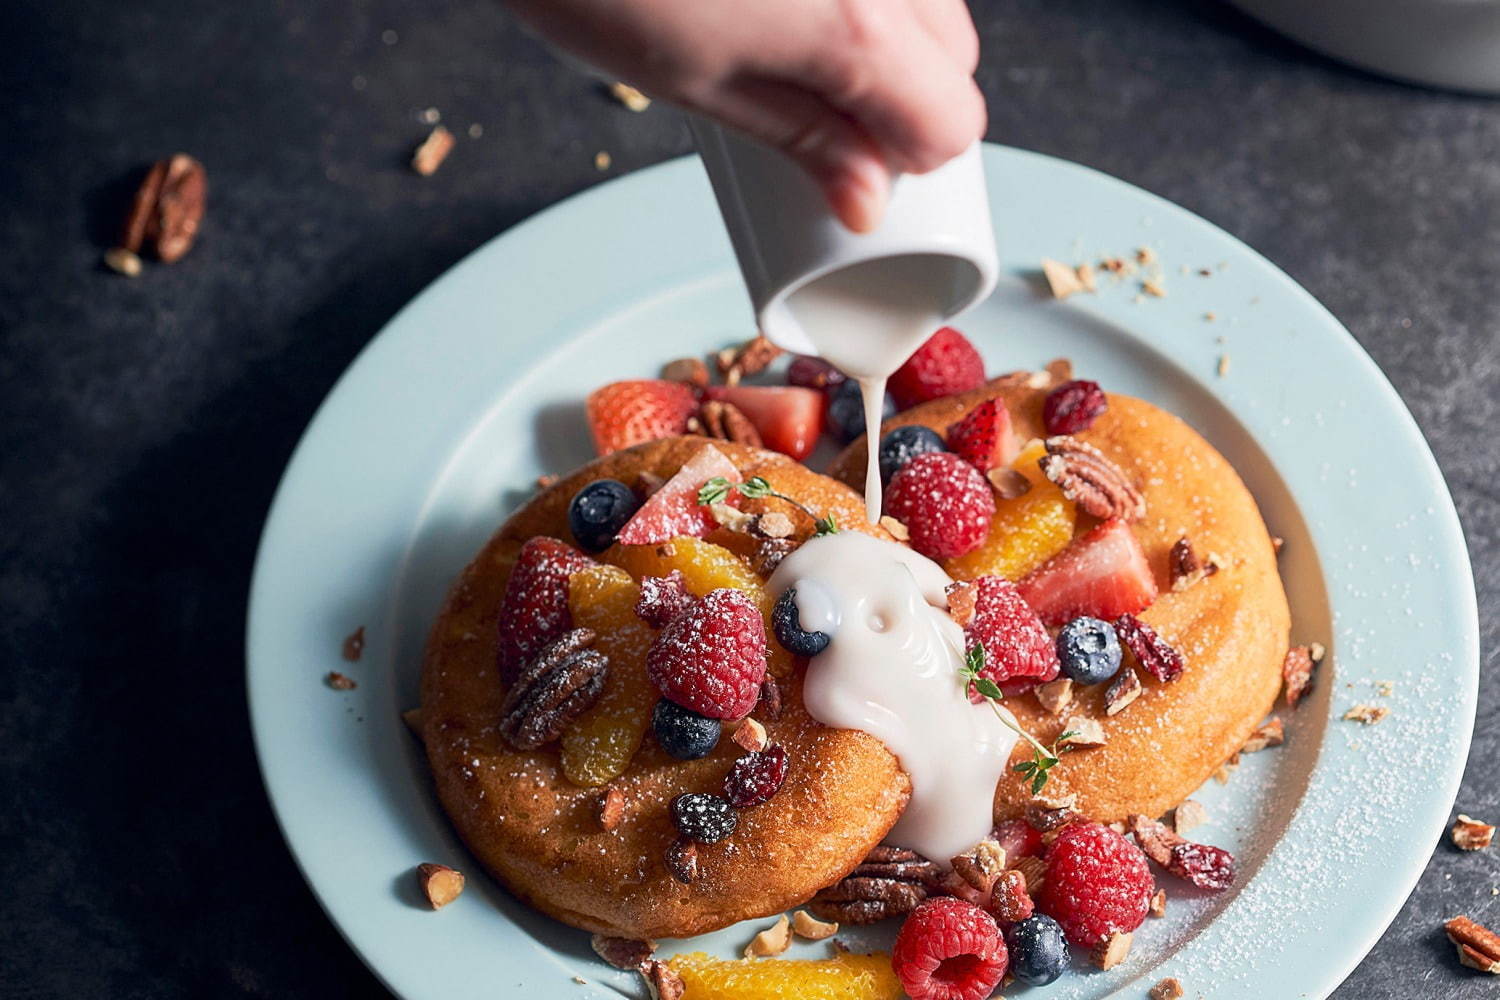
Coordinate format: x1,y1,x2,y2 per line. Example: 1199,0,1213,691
1150,978,1185,1000
1376,680,1395,697
1041,258,1091,299
326,671,357,690
1204,311,1216,322
1142,278,1167,298
1198,267,1213,277
419,107,441,125
1217,354,1230,378
571,976,588,985
594,150,612,171
342,625,365,662
1453,814,1496,851
467,123,484,139
411,125,455,176
1343,704,1390,725
1135,246,1157,266
1149,888,1167,917
103,247,143,278
609,81,651,112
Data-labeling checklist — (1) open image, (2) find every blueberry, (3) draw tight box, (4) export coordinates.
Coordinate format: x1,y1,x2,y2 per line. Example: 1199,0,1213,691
827,379,897,444
670,792,738,843
772,588,830,656
878,425,947,482
1004,914,1069,986
651,699,720,760
1056,616,1123,685
568,478,640,552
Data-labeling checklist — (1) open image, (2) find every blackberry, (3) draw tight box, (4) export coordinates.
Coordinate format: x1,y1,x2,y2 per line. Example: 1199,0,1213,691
567,478,640,552
772,588,830,657
651,699,720,760
878,425,947,483
1056,616,1122,685
670,793,738,843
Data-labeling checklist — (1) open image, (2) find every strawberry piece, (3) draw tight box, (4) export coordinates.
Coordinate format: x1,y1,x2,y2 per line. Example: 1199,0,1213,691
585,380,698,456
495,537,597,682
945,399,1017,473
991,818,1044,861
891,897,1009,1000
888,327,987,410
1016,519,1157,626
885,452,996,561
646,588,767,718
703,385,824,460
615,444,740,546
957,576,1059,695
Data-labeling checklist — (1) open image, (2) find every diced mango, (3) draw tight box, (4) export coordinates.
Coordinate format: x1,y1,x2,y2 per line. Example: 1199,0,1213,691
667,950,902,1000
945,440,1076,582
561,565,656,787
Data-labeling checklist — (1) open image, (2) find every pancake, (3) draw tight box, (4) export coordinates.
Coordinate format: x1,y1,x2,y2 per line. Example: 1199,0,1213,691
420,438,915,939
829,374,1291,824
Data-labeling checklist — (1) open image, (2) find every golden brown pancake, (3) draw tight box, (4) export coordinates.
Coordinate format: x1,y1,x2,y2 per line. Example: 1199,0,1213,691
829,375,1291,823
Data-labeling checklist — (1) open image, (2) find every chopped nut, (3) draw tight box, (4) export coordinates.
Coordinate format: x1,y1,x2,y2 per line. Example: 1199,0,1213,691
1142,278,1167,298
120,153,207,262
1059,715,1106,748
1149,978,1185,1000
590,934,655,970
1376,679,1396,697
753,512,795,540
1128,814,1236,890
535,473,559,490
596,786,625,832
1172,799,1208,834
661,357,709,389
1241,717,1285,753
697,400,762,447
1452,814,1496,851
986,467,1032,499
707,502,756,532
951,840,1007,893
809,845,943,924
1104,667,1141,716
594,150,612,171
103,246,143,277
1040,437,1146,522
401,707,423,737
1041,258,1090,299
988,868,1033,922
411,125,455,176
1045,357,1074,383
609,81,651,112
416,862,465,908
1169,536,1218,592
1035,678,1074,716
664,837,698,884
1091,931,1133,969
756,678,783,721
879,515,911,542
792,909,839,940
326,671,357,690
945,580,977,627
1343,704,1389,725
1011,855,1047,894
1026,795,1080,832
743,914,791,957
641,959,685,1000
717,335,782,384
1282,643,1325,708
341,625,366,661
1149,888,1167,916
1445,916,1500,973
1214,754,1240,784
1135,246,1157,266
732,717,768,752
750,537,796,576
1217,354,1231,378
1100,256,1134,275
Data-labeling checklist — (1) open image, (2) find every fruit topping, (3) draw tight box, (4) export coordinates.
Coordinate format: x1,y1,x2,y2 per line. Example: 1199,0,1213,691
586,379,699,456
1037,822,1154,948
568,478,642,552
786,354,847,391
670,792,738,843
945,399,1017,473
1056,616,1123,685
951,576,1059,694
944,440,1075,582
811,845,944,925
496,537,597,682
1127,814,1236,891
891,897,1009,1000
703,385,824,460
651,698,721,760
724,744,789,807
885,452,996,561
878,425,948,483
1114,613,1185,682
771,587,831,656
990,818,1043,861
498,628,609,750
615,444,741,546
647,588,767,719
1003,914,1069,987
563,565,657,785
1041,379,1108,435
667,949,903,1000
1016,518,1157,626
635,571,695,628
888,327,986,410
828,378,896,443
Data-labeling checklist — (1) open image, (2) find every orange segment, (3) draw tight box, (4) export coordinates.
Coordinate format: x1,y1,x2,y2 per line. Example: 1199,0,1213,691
605,537,792,678
561,565,656,787
945,441,1076,582
667,950,902,1000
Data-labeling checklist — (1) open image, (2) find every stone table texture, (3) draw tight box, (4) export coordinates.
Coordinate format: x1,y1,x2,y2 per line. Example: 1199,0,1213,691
1,0,1496,996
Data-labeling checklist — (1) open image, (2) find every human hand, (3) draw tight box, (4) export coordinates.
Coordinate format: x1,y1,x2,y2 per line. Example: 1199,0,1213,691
507,0,986,232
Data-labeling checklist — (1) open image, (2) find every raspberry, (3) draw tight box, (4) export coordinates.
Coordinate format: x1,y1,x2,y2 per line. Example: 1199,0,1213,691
959,576,1059,695
885,452,995,561
1042,379,1108,435
724,744,788,807
889,327,987,410
1037,822,1154,948
1114,613,1185,682
635,571,694,628
891,897,1008,1000
990,818,1043,861
944,399,1015,473
646,588,767,719
495,537,597,683
670,792,737,843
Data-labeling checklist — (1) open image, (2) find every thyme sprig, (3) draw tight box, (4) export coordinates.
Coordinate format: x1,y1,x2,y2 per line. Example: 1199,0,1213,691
959,644,1076,795
698,475,840,536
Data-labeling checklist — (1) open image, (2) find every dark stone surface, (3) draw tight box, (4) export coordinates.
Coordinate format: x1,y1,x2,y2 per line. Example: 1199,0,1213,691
1,0,1495,996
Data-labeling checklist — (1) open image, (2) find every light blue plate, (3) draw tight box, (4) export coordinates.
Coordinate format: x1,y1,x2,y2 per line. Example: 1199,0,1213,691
247,145,1479,999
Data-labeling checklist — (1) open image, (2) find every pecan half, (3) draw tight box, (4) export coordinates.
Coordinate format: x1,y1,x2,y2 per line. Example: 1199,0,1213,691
591,934,655,970
1115,613,1184,682
1446,916,1500,973
1282,642,1325,708
696,400,762,447
120,153,207,263
498,629,608,750
809,845,943,924
717,335,782,384
1039,437,1146,522
661,357,709,389
1452,814,1496,851
1127,814,1235,891
641,960,685,1000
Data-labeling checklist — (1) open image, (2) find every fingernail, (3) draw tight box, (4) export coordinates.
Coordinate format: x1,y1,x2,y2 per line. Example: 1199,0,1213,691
834,158,890,233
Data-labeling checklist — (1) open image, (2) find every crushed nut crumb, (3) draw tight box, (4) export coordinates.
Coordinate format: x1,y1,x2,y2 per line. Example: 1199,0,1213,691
879,515,911,541
792,909,840,940
411,126,454,176
1149,888,1167,917
1092,931,1133,969
1149,977,1185,999
1041,258,1091,299
416,862,465,908
732,717,768,752
744,914,791,957
1034,677,1074,715
1172,799,1208,834
596,786,625,832
326,671,356,690
609,81,651,112
1240,717,1284,753
1343,704,1389,725
1452,814,1496,851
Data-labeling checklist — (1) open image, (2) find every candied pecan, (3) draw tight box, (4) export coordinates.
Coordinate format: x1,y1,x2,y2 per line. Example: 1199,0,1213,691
697,399,762,447
1026,797,1080,832
1128,814,1235,891
498,629,608,750
717,335,782,384
120,153,207,262
1452,814,1496,851
809,846,942,924
1039,437,1145,522
1104,666,1142,715
1445,916,1500,973
750,537,796,576
591,934,655,970
1282,642,1324,708
1169,536,1218,592
1115,613,1184,682
1240,717,1284,753
664,837,698,884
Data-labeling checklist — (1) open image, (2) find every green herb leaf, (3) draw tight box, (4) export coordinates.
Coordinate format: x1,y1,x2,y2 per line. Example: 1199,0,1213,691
814,514,840,536
965,644,987,678
698,477,732,506
974,677,1004,702
1031,770,1048,795
738,476,773,499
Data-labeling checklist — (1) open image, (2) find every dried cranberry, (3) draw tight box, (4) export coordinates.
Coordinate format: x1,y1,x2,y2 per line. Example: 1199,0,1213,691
1168,842,1236,891
787,355,846,391
724,745,789,807
1114,613,1184,682
1042,380,1108,435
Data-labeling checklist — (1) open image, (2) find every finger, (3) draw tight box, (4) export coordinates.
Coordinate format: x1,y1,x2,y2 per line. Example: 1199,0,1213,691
907,0,981,74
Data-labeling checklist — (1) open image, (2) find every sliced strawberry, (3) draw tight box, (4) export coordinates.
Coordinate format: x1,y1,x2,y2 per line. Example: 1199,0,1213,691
945,399,1018,473
585,380,698,456
1016,519,1157,626
615,444,741,546
888,326,986,410
496,537,597,682
703,385,824,461
955,576,1059,695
